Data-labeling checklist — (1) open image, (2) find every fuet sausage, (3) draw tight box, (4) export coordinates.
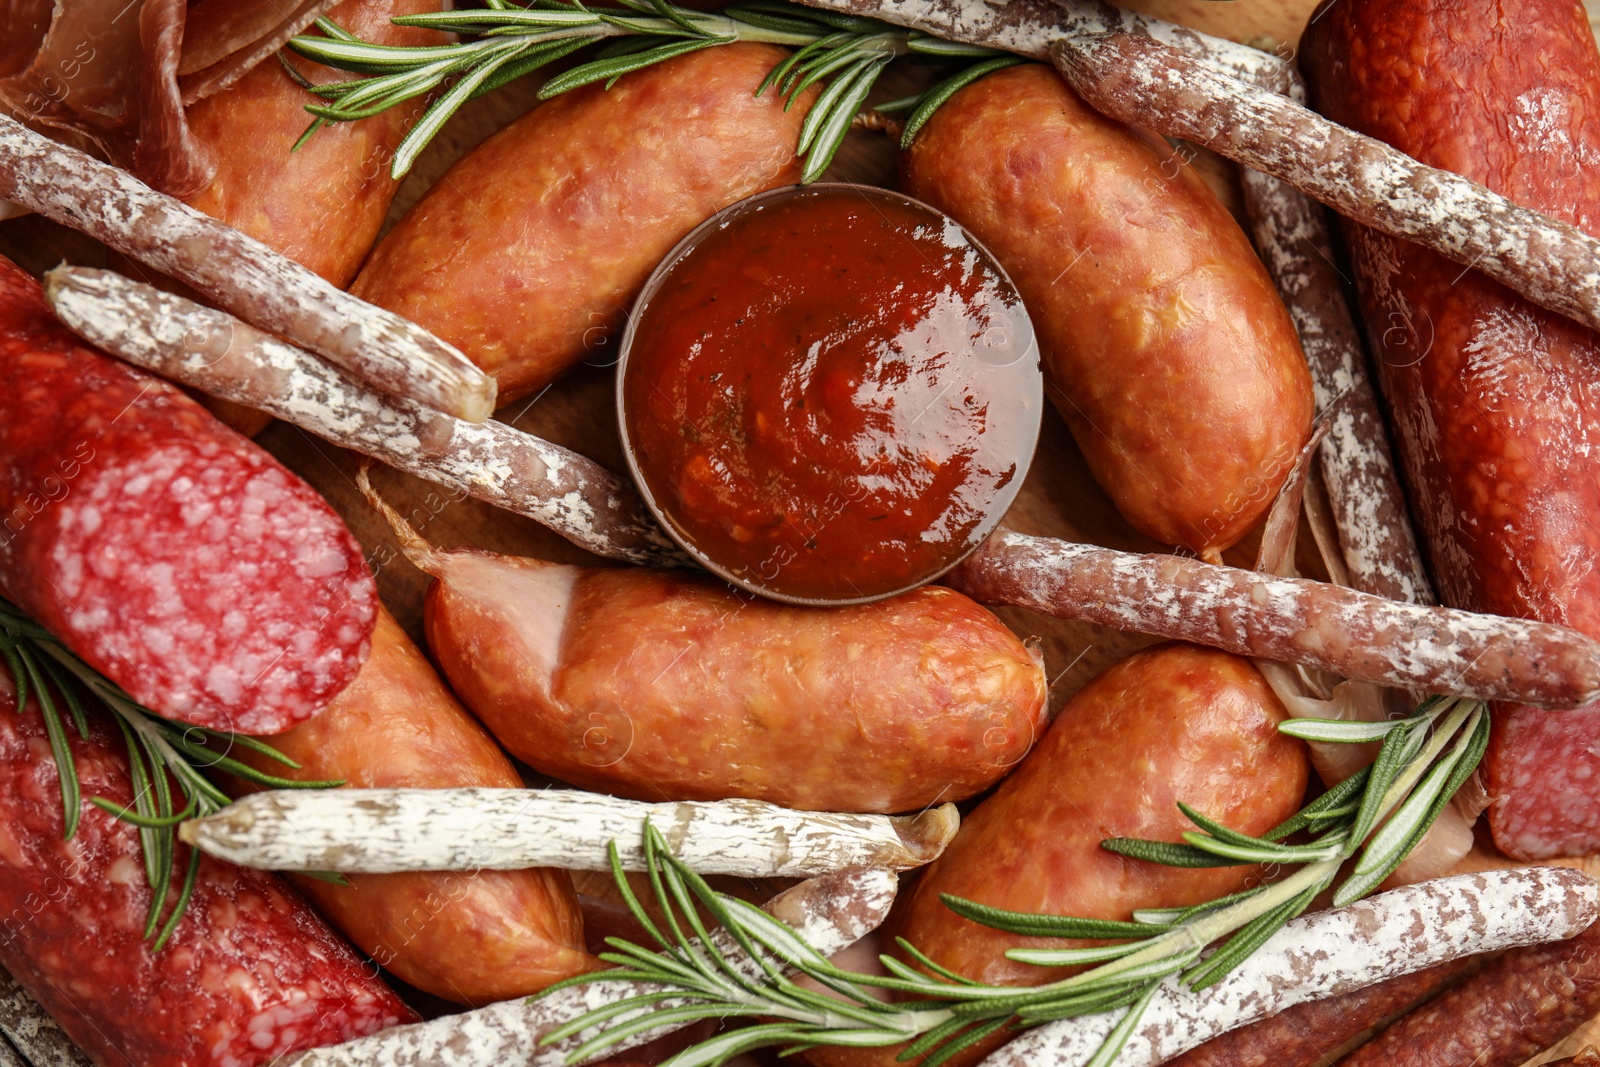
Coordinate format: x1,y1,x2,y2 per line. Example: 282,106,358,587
351,43,811,404
0,254,375,734
805,642,1308,1067
1300,0,1600,859
902,64,1313,557
362,472,1048,814
233,608,598,1004
0,674,415,1067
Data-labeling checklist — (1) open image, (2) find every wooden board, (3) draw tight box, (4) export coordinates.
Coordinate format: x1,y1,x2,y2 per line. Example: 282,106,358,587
4,0,1600,1062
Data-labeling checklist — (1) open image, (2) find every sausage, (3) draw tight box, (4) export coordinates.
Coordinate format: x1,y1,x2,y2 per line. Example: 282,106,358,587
1299,0,1600,859
980,868,1600,1067
0,674,415,1067
42,265,684,567
350,43,811,404
360,474,1048,813
1339,912,1600,1066
181,0,434,290
232,608,597,1005
1164,954,1482,1067
901,64,1312,557
0,254,375,734
288,867,899,1067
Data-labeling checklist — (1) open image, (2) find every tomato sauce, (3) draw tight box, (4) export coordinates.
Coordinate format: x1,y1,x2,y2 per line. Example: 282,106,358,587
621,184,1041,603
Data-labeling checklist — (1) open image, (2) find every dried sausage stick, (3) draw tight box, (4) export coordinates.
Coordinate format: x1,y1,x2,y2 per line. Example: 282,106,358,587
790,0,1290,87
43,266,683,567
0,113,496,422
183,788,960,878
287,866,898,1067
1165,953,1484,1067
0,969,88,1067
946,529,1600,708
975,867,1599,1067
1241,166,1436,605
1340,911,1600,1067
1048,32,1600,337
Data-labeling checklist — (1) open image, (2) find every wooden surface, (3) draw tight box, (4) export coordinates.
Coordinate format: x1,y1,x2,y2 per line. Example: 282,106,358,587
3,0,1599,1061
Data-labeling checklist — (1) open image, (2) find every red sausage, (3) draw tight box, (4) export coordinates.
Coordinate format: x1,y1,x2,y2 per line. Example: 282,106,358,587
0,676,415,1067
1339,918,1600,1066
902,64,1312,557
1301,0,1600,858
235,608,598,1004
352,43,812,404
410,544,1048,813
0,255,376,734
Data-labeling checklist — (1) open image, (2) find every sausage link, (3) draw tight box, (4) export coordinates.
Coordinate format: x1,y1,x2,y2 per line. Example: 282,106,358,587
0,676,415,1067
352,43,811,404
1340,917,1600,1067
1300,0,1600,858
902,63,1312,555
0,254,376,733
233,608,597,1004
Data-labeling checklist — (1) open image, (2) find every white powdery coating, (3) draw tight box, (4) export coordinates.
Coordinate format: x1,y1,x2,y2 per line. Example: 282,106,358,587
955,529,1600,708
287,868,899,1067
44,267,683,566
0,968,90,1067
1239,165,1434,607
980,867,1600,1067
0,115,495,422
186,789,959,877
1052,33,1600,334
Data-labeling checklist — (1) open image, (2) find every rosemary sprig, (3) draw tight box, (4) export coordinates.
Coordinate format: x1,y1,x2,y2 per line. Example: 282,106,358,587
286,0,1013,182
547,695,1489,1067
0,599,341,950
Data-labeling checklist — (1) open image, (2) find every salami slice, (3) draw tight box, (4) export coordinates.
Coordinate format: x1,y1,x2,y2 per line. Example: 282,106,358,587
0,255,376,733
0,674,416,1067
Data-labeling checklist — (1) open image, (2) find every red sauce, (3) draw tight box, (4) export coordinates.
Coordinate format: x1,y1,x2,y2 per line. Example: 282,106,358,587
621,184,1041,603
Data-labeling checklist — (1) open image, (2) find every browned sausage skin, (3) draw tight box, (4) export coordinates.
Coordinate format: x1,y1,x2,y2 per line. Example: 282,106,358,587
352,43,812,404
902,64,1312,557
237,609,596,1004
418,549,1048,813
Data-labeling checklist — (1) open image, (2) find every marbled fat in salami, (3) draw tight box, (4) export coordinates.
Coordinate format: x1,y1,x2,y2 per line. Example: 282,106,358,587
0,674,415,1067
0,255,375,734
1302,0,1600,858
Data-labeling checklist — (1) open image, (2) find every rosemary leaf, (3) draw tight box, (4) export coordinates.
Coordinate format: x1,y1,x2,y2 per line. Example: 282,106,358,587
1277,717,1403,743
938,896,1170,940
1100,837,1246,868
899,56,1021,147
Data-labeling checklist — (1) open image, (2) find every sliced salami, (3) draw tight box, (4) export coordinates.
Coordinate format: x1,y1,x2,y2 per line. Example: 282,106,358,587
0,254,376,733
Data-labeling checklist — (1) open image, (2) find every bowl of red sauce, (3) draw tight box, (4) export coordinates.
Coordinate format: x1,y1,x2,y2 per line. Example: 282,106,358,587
618,183,1042,605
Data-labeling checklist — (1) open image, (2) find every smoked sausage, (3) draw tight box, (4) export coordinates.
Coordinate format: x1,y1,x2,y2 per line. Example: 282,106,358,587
1300,0,1600,859
0,675,415,1067
181,0,436,290
902,64,1313,557
234,608,597,1004
351,43,811,404
806,643,1307,1067
0,254,375,734
366,486,1047,813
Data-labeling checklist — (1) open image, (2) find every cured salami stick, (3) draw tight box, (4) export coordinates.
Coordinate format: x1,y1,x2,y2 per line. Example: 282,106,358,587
1241,166,1435,606
1048,32,1600,337
0,113,496,422
1166,954,1483,1067
0,256,376,734
42,266,683,567
944,529,1600,709
183,788,960,877
0,969,88,1067
975,867,1599,1067
1340,915,1600,1066
0,680,417,1067
287,866,898,1067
